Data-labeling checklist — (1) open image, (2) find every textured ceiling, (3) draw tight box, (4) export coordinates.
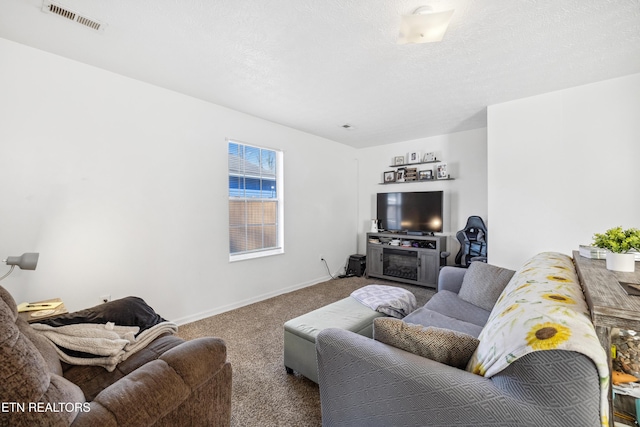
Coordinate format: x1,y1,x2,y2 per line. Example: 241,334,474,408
1,0,639,148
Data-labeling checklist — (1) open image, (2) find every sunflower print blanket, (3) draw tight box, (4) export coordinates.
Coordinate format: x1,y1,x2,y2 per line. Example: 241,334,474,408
466,252,610,427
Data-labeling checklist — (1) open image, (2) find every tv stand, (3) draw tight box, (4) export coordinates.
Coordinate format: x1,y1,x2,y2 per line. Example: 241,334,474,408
366,232,447,288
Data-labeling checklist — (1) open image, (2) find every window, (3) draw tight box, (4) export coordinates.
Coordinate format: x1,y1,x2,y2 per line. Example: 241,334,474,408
228,140,283,261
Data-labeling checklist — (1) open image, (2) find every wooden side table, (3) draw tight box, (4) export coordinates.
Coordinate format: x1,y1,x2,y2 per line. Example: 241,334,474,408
17,297,68,323
573,250,640,426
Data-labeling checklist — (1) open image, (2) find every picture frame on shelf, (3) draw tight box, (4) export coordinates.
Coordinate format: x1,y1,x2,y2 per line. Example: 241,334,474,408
436,163,448,179
396,168,406,182
419,169,433,180
404,167,417,181
423,152,436,162
407,151,421,164
393,156,405,166
383,170,396,183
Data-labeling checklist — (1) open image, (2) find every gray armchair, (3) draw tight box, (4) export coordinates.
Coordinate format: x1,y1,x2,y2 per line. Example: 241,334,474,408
0,285,232,427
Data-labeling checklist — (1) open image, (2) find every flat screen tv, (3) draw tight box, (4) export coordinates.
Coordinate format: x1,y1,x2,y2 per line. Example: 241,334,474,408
376,191,443,234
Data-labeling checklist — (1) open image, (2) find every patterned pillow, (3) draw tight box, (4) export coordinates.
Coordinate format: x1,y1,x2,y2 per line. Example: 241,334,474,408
457,262,515,311
373,317,479,369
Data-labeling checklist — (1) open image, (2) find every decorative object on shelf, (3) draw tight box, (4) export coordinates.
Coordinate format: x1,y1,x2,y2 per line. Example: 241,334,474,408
607,253,635,272
407,151,421,164
393,156,405,166
578,245,608,259
380,156,453,184
592,226,640,272
436,163,448,179
419,169,433,180
404,167,418,181
383,170,396,182
370,219,379,233
396,168,406,182
0,253,39,282
613,329,640,377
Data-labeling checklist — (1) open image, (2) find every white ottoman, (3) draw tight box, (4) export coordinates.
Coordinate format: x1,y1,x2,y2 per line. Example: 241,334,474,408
284,296,386,383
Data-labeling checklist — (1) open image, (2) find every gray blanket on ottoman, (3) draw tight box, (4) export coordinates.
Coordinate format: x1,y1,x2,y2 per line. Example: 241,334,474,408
351,285,417,318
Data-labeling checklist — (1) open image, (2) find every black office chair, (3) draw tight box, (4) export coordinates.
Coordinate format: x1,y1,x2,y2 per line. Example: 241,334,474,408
441,216,487,268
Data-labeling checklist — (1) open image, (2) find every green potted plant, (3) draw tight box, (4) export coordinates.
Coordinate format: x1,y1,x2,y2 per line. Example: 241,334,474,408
592,226,640,272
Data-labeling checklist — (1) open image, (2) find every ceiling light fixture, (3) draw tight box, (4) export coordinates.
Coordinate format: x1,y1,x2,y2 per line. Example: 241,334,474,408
398,6,454,44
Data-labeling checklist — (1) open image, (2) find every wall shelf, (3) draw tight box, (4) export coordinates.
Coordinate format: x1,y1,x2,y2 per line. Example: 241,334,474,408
383,154,453,184
379,178,454,185
388,160,441,168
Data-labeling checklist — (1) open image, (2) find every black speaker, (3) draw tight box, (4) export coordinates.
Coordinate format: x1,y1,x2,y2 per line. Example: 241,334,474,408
346,254,366,277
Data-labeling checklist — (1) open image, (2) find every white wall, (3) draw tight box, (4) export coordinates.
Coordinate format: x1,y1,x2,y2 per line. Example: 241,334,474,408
9,35,633,319
0,38,358,323
356,128,488,261
488,73,640,269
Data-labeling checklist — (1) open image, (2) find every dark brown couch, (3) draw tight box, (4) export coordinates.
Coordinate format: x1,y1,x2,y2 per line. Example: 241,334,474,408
0,285,231,426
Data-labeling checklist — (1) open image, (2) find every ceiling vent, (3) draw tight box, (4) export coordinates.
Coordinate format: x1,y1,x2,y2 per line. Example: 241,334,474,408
41,1,106,33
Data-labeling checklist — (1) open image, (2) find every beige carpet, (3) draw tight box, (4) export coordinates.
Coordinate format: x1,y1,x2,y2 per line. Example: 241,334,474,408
176,276,435,427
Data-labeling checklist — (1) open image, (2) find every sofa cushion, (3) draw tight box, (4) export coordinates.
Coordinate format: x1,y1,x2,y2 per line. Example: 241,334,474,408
17,318,63,376
373,317,479,368
64,333,185,401
425,290,491,327
457,262,515,311
402,306,484,338
1,285,64,376
0,285,18,318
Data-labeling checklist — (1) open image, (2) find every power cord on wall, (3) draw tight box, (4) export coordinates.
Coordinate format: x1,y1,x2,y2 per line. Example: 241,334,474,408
321,257,341,279
338,256,354,279
322,256,362,279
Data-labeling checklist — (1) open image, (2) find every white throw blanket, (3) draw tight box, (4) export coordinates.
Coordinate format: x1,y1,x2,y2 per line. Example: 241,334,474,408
351,284,417,318
32,321,178,372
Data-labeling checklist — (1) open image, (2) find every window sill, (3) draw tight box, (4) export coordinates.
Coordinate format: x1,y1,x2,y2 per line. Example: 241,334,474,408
229,247,284,263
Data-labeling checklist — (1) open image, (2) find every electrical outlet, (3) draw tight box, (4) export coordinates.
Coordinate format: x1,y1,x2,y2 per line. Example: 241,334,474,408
100,294,111,304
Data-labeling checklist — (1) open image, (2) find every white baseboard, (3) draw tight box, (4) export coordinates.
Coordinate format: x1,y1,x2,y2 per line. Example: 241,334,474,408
173,275,332,326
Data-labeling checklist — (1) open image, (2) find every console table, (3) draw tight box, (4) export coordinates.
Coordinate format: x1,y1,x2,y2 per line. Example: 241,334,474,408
573,251,640,426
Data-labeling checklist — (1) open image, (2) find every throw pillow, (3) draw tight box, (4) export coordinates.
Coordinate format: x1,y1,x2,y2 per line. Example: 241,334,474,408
457,262,515,311
373,317,479,369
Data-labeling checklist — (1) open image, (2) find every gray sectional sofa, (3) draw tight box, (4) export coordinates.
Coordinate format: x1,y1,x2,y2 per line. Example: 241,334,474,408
316,253,607,427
